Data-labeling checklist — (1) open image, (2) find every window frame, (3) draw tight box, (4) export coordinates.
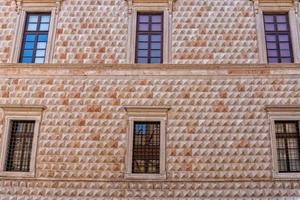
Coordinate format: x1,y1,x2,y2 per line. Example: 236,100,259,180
0,106,44,177
10,6,58,64
267,106,300,179
124,106,170,180
254,3,300,63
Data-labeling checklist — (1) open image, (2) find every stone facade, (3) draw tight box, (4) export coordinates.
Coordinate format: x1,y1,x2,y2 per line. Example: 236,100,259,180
0,0,300,199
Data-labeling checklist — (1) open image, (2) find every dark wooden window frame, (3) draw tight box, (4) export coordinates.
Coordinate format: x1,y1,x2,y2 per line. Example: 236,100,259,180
5,120,36,172
275,120,300,173
135,12,164,64
19,12,51,64
132,121,160,174
263,13,294,63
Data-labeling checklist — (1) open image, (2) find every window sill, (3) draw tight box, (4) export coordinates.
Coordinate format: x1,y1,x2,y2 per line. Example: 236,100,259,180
273,171,300,180
124,173,166,180
0,171,34,178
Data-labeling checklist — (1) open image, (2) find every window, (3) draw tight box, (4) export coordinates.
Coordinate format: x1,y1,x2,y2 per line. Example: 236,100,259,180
19,13,51,64
0,105,44,177
124,106,170,180
132,121,160,174
135,13,163,64
275,121,300,172
263,13,294,63
5,120,36,172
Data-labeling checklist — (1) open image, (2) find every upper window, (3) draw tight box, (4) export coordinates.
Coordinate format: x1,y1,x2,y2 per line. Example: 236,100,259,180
263,13,294,63
135,13,163,64
275,121,300,173
19,13,51,64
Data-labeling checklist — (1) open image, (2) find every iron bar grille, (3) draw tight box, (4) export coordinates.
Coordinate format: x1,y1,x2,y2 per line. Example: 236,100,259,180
5,120,35,172
275,121,300,172
132,121,160,174
19,13,51,63
135,12,163,64
263,13,294,63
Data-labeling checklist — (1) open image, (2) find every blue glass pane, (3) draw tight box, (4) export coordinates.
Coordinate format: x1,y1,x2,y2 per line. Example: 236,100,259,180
151,35,161,42
139,15,149,23
151,43,161,50
37,42,47,49
28,16,38,23
138,35,148,42
41,16,50,23
135,124,147,134
34,58,44,64
38,35,48,42
151,16,162,23
151,50,161,57
276,16,287,23
24,42,34,49
39,23,49,31
279,35,289,42
150,58,161,64
264,16,274,23
23,50,33,57
139,24,149,31
137,58,148,63
27,23,37,31
137,50,148,57
21,57,32,63
36,50,45,57
137,42,148,49
25,35,35,42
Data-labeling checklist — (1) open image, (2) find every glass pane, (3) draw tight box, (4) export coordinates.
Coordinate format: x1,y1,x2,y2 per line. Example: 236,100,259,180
137,42,148,50
276,16,287,23
137,58,148,63
41,16,50,23
24,42,34,49
268,50,278,57
36,50,45,57
269,58,279,63
286,123,297,133
151,50,161,57
151,24,161,31
266,42,276,49
280,50,290,57
266,35,276,42
39,23,49,31
278,149,287,160
25,35,35,42
279,42,290,50
34,58,44,64
279,35,289,42
138,35,148,42
27,23,37,31
265,24,275,31
138,24,149,31
278,160,287,172
38,35,48,42
264,16,274,23
277,24,288,31
28,16,38,23
151,43,161,50
150,58,161,64
287,138,299,149
276,138,285,149
151,35,161,42
152,15,162,23
276,123,285,133
137,50,148,57
37,42,47,49
139,15,149,23
23,50,33,57
281,58,292,63
21,57,32,63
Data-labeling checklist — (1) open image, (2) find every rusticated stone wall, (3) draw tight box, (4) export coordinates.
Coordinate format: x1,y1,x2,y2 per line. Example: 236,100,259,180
0,63,299,199
0,0,261,64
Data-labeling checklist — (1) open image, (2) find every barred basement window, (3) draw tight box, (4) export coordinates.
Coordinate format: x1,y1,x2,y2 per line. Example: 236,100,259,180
5,120,35,172
19,13,51,63
263,13,294,63
135,13,163,64
275,121,300,172
132,121,160,174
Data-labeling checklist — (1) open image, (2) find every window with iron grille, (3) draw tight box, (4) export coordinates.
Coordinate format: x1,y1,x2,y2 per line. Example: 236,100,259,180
263,13,294,63
19,13,51,64
135,13,163,64
5,120,35,172
132,121,160,174
275,121,300,172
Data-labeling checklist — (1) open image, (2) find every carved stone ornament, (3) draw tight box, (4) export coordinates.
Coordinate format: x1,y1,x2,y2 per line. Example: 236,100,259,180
125,0,177,14
13,0,64,13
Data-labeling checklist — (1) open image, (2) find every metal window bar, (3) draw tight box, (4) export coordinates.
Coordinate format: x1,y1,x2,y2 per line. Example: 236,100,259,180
19,13,51,64
5,120,35,172
263,13,294,63
135,12,163,64
275,121,300,172
132,121,160,174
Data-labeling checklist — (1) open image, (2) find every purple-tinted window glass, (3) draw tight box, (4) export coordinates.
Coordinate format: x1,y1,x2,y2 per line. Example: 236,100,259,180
135,13,163,64
263,14,294,63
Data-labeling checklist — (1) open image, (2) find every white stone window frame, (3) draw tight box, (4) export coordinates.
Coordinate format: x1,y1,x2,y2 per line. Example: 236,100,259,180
9,1,63,63
124,106,170,180
126,0,174,64
266,105,300,179
0,105,45,177
253,1,300,63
